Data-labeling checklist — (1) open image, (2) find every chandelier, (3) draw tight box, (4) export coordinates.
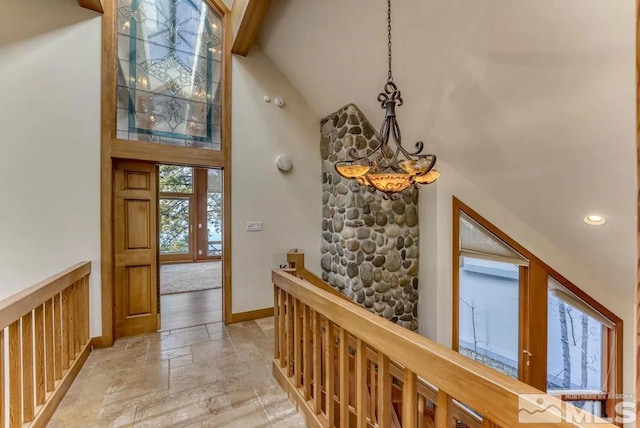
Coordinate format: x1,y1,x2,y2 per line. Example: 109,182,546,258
335,0,440,199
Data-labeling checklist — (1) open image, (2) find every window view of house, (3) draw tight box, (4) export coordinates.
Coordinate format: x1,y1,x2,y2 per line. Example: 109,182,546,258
159,165,193,255
547,277,609,416
458,257,520,378
547,278,604,392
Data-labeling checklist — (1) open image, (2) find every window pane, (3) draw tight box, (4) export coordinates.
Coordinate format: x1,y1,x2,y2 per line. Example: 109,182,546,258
207,169,222,257
458,257,520,378
547,278,604,392
116,0,223,150
159,165,192,193
159,198,190,254
566,401,604,418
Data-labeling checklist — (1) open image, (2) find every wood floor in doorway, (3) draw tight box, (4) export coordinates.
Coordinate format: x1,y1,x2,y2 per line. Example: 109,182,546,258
161,289,222,331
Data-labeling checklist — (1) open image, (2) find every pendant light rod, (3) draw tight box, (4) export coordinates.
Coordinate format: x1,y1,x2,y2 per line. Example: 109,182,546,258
387,0,393,82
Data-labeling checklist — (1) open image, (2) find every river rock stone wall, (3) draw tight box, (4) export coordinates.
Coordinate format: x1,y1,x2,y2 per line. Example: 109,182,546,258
320,104,419,331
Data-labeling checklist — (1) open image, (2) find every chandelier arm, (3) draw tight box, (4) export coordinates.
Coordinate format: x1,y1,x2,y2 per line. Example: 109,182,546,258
408,141,425,156
385,119,404,167
345,147,376,163
413,155,438,177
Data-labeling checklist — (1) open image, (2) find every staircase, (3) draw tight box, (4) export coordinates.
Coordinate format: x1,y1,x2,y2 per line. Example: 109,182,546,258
272,251,616,428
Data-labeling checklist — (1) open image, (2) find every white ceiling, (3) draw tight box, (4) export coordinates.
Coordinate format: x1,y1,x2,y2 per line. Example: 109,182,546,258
259,0,637,291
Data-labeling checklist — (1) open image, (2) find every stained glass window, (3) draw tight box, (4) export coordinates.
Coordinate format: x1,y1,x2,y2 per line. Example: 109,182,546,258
116,0,223,150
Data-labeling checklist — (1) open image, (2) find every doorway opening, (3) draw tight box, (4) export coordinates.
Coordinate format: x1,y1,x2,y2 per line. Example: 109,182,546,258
158,165,224,331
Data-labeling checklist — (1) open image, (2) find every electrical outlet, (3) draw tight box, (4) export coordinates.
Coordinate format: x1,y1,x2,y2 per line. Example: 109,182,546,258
246,221,263,232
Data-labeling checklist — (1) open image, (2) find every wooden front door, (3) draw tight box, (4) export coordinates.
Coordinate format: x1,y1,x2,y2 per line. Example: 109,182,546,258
114,160,158,338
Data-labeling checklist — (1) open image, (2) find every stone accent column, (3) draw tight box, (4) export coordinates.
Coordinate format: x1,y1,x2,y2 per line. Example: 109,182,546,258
320,104,419,331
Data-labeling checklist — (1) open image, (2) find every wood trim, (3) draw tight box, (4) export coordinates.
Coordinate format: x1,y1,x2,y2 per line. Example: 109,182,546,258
100,0,234,341
451,200,460,352
221,6,233,325
112,139,225,168
0,262,91,331
452,197,623,399
30,339,92,428
231,0,272,56
229,307,274,324
453,197,621,325
527,261,549,391
77,0,104,13
99,0,117,349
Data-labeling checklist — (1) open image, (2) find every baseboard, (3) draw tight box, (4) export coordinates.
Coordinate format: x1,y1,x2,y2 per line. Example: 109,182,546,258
91,335,113,349
229,307,273,324
31,339,93,428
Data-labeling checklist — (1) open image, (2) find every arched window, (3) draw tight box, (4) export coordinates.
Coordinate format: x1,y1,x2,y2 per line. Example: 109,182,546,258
116,0,223,150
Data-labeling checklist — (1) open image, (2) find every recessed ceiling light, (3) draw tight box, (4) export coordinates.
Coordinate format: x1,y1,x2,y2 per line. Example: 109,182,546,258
584,215,606,226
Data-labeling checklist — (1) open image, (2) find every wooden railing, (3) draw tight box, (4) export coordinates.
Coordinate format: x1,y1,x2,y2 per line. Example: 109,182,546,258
272,265,616,428
0,262,92,428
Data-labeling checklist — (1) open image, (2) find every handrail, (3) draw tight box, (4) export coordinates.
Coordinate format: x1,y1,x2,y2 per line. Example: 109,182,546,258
0,262,92,427
286,250,351,301
0,262,91,331
273,268,616,428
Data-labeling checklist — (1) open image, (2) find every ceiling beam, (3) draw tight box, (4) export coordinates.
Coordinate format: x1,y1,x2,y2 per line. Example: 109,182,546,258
77,0,104,13
231,0,272,56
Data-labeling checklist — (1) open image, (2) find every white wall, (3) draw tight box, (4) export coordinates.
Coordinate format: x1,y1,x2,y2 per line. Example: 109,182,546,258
0,2,102,335
0,2,320,334
419,161,636,400
231,45,321,313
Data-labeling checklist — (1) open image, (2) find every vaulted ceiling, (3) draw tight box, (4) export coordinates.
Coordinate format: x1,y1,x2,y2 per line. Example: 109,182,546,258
259,0,636,291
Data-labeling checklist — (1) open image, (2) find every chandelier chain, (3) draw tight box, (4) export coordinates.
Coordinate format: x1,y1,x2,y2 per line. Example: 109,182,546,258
387,0,393,82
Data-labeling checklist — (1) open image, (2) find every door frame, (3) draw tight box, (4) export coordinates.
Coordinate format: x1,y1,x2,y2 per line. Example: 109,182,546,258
96,0,233,347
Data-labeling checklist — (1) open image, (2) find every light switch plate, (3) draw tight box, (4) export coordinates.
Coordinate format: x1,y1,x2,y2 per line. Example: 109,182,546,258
246,221,263,232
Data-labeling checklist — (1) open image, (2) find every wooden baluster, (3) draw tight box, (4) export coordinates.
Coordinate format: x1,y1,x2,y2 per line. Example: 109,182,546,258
325,321,335,427
61,289,70,370
65,285,75,361
287,294,294,377
377,354,391,428
303,305,312,400
45,299,55,392
418,394,425,428
436,390,451,428
74,280,81,354
294,299,302,388
402,368,417,428
34,304,46,406
338,327,349,428
273,286,280,361
313,310,322,414
22,312,34,423
54,293,64,378
278,288,286,368
355,339,367,428
84,276,90,344
369,360,377,425
9,320,22,428
0,329,5,428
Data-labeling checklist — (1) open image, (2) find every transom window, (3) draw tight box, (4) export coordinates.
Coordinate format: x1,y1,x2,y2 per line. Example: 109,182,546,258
116,0,223,149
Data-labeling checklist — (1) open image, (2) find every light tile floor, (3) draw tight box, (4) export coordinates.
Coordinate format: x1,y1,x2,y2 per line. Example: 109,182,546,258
48,318,306,428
